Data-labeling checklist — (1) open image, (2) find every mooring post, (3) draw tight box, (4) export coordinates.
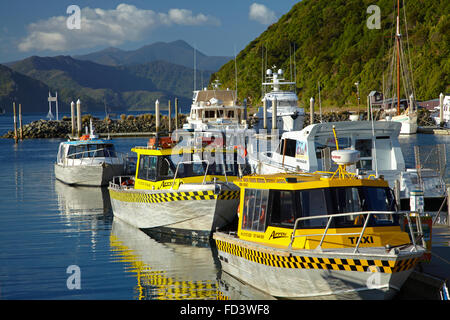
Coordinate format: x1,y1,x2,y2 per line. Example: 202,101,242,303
168,99,172,133
439,93,444,127
155,99,160,134
272,96,278,132
13,102,17,144
263,98,267,130
71,101,75,137
175,98,179,130
19,103,23,141
76,99,82,137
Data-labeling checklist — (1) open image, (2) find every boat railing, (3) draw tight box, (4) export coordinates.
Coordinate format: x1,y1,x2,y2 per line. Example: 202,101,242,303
288,211,423,254
109,175,134,190
171,159,212,188
63,148,126,167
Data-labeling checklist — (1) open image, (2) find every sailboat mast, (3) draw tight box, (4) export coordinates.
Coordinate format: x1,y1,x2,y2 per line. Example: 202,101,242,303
396,0,401,115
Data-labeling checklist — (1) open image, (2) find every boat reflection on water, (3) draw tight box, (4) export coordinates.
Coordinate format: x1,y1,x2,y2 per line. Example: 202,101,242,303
54,180,112,215
110,218,222,300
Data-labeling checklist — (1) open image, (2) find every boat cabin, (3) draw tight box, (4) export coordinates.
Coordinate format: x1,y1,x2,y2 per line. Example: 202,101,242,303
56,139,119,166
132,142,244,190
269,121,405,176
184,84,246,131
234,172,410,250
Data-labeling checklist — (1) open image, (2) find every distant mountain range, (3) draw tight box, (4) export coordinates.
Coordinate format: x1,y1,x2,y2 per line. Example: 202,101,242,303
0,64,50,113
75,40,232,71
1,40,231,113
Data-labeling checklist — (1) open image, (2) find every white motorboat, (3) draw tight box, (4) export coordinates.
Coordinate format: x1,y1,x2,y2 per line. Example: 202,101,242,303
253,67,305,133
54,127,127,186
183,80,247,132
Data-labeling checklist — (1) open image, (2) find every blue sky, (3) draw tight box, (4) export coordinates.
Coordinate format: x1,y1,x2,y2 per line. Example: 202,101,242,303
0,0,299,63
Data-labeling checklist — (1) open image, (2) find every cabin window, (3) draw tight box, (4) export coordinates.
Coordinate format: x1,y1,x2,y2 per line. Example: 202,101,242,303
137,155,157,181
158,157,175,180
278,138,297,157
242,189,269,232
269,190,296,227
324,187,397,227
227,110,234,118
205,110,215,118
355,139,372,170
297,189,328,228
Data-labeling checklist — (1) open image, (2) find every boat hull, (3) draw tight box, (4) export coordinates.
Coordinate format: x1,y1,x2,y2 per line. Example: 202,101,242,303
109,185,240,239
214,232,423,299
54,163,124,186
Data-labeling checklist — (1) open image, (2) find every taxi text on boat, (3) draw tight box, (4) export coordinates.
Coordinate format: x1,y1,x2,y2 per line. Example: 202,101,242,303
214,134,425,299
108,135,244,240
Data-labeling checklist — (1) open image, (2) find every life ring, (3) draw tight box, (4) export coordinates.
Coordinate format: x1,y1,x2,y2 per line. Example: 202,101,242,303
80,134,90,141
234,145,248,157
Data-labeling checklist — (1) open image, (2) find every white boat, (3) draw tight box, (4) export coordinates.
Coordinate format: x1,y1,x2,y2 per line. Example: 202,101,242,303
386,112,418,135
54,133,127,187
253,67,305,133
248,120,446,211
378,0,418,135
431,94,450,128
183,80,247,132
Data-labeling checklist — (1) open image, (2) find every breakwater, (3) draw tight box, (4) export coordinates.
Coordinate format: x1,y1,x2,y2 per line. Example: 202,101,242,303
0,109,434,139
1,114,187,139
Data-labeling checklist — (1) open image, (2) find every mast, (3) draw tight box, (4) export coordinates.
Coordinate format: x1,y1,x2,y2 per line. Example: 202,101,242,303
396,0,401,115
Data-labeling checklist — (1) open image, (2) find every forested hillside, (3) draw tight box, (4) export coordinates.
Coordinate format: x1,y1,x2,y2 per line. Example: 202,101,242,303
213,0,449,107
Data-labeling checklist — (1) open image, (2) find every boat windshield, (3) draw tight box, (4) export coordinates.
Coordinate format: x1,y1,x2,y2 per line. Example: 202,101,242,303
137,151,244,182
241,186,398,232
67,143,116,159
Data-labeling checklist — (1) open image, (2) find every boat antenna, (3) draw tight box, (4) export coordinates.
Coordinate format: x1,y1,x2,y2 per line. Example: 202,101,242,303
293,42,297,92
261,44,264,98
103,99,110,140
370,98,379,177
332,125,339,150
289,44,293,83
234,44,238,99
318,81,322,123
194,43,197,92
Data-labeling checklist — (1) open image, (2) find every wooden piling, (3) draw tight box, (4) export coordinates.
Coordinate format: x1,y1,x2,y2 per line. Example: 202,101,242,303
175,98,179,130
76,99,82,137
19,103,23,141
272,96,277,130
155,99,160,134
168,100,172,132
13,102,17,144
71,101,75,136
310,97,315,124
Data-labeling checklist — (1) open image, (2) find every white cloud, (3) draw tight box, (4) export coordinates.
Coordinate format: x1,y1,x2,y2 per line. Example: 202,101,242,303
249,3,277,25
18,4,220,52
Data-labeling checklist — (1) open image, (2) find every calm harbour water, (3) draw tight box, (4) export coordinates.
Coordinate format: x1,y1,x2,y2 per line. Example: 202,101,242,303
0,113,449,300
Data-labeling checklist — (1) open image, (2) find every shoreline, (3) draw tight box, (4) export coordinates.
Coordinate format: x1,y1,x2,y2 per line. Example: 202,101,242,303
0,109,437,139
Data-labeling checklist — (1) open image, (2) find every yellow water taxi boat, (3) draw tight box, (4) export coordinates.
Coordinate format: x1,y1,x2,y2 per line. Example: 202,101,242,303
213,147,425,299
108,137,243,239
